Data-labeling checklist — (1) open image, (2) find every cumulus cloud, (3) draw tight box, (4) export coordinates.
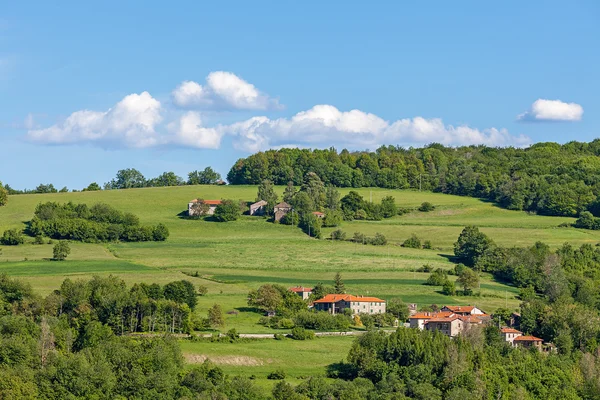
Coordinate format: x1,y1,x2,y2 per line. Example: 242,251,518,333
27,92,163,148
167,111,223,149
518,99,583,122
172,71,281,110
225,105,530,152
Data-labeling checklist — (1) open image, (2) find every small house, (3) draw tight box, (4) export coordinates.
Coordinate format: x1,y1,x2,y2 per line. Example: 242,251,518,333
441,305,485,316
501,327,522,345
425,315,464,337
514,335,543,350
313,294,386,315
312,211,325,219
250,200,268,216
188,199,222,216
274,202,292,222
289,286,313,300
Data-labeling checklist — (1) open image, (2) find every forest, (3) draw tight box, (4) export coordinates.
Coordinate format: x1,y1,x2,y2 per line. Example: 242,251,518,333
226,141,600,217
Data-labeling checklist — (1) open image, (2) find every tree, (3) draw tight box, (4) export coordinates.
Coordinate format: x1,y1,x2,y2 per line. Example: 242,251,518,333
53,241,71,261
148,172,183,187
189,199,210,217
256,180,278,215
325,186,341,210
83,182,101,191
380,196,397,218
188,167,221,185
0,181,7,206
109,168,146,189
163,280,198,310
207,304,225,328
402,234,421,248
334,272,345,294
35,183,57,193
248,284,282,312
442,280,456,296
300,172,326,210
453,226,494,266
456,267,479,295
283,181,296,203
387,298,409,321
213,199,240,222
291,192,314,214
1,229,24,245
341,191,365,214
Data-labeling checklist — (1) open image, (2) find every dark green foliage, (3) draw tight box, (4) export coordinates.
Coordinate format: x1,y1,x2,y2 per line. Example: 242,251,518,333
207,304,225,328
425,268,448,286
386,298,410,321
280,211,299,225
574,211,600,230
213,199,240,222
1,229,24,245
294,312,351,331
369,232,387,245
330,229,346,241
352,232,367,244
52,241,70,261
334,272,345,294
453,225,494,266
418,201,435,212
0,181,7,206
163,280,198,310
290,326,315,340
256,179,278,215
299,212,322,238
267,368,286,380
402,234,421,248
147,171,184,187
28,202,168,243
83,182,101,191
105,168,146,189
322,210,343,227
456,267,479,295
442,280,456,295
380,196,397,217
35,183,58,193
187,167,221,185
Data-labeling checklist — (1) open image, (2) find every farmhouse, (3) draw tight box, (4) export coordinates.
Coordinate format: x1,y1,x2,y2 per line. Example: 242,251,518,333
514,335,543,350
249,200,268,216
312,211,325,218
501,327,522,345
441,305,485,316
188,199,221,216
289,286,313,300
274,202,292,221
313,294,386,315
409,306,490,338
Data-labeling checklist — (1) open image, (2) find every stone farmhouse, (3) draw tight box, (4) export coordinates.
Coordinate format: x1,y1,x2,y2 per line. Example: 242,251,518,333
409,306,490,338
188,199,221,216
501,327,544,350
313,294,386,315
274,202,292,221
289,286,313,300
249,200,268,216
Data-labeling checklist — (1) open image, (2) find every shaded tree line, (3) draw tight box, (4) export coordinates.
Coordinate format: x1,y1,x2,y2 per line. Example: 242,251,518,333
227,141,600,217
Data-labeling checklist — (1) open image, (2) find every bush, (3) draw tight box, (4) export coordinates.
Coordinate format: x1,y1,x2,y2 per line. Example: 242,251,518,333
417,264,434,273
419,202,435,212
290,327,315,340
277,318,295,329
330,229,346,241
267,368,286,380
402,234,421,248
442,280,456,296
226,329,240,342
423,240,433,249
213,199,240,222
53,241,71,261
198,285,208,296
425,269,448,286
369,233,387,246
1,229,24,245
352,232,367,244
280,211,299,225
33,235,45,245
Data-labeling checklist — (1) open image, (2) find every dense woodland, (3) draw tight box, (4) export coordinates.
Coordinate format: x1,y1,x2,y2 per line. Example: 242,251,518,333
227,141,600,217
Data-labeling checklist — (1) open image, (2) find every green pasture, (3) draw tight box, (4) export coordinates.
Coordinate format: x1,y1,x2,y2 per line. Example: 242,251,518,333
0,185,597,328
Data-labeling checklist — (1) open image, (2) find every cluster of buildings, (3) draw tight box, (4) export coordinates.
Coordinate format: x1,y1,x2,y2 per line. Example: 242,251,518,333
188,198,324,221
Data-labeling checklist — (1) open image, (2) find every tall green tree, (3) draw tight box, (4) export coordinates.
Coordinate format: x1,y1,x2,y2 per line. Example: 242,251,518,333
256,179,278,215
334,272,345,294
207,304,225,328
325,186,341,210
213,199,240,222
283,181,296,204
148,172,183,187
456,267,479,295
454,226,494,266
188,167,221,185
0,182,8,206
108,168,146,189
53,241,71,261
301,172,326,210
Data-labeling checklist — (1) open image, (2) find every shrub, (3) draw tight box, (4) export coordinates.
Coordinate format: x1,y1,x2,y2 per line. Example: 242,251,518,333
226,329,240,342
418,202,435,212
330,229,347,241
369,233,387,246
267,369,286,380
277,318,295,329
53,241,71,261
198,285,208,296
425,269,448,286
33,235,45,245
352,232,367,244
423,240,433,249
152,223,170,241
1,229,24,245
280,211,299,225
213,199,240,222
354,209,368,220
290,327,315,340
402,234,421,248
442,280,456,296
417,264,434,273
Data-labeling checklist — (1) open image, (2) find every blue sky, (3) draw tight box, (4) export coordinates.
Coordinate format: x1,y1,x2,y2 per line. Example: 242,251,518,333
1,1,598,189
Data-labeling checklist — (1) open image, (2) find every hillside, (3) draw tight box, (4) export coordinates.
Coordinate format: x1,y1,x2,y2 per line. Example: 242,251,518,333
1,185,597,326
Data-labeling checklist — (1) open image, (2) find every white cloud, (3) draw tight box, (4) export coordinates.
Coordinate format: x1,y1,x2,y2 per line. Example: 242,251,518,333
167,111,223,149
225,105,530,151
171,71,281,110
27,92,163,148
518,99,583,122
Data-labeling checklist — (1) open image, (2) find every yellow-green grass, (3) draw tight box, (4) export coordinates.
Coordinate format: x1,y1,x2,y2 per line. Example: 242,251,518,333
0,185,597,325
179,335,354,392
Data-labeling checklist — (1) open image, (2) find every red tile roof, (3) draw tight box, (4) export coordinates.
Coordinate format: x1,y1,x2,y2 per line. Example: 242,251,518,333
501,327,522,334
426,315,460,323
289,286,312,293
410,311,454,319
514,335,543,342
313,294,385,304
190,199,221,205
459,315,483,323
443,305,478,313
312,211,325,216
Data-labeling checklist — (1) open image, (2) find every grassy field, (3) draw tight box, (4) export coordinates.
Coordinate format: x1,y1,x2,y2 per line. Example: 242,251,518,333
1,185,596,390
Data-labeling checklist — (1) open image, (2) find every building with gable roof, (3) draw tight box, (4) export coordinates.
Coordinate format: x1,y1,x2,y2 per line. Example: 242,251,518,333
313,294,386,315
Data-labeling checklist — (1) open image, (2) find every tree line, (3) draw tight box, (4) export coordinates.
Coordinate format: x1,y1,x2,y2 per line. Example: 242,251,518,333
227,141,600,218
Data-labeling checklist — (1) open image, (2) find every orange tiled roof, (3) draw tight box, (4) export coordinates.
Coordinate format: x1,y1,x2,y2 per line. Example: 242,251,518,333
443,305,478,313
313,294,385,304
190,199,221,205
426,315,460,323
289,286,312,293
501,327,522,334
312,211,325,216
410,311,455,319
514,335,543,342
459,315,483,323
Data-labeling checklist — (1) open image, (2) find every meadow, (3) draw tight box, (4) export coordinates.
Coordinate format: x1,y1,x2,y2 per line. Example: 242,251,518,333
0,184,597,391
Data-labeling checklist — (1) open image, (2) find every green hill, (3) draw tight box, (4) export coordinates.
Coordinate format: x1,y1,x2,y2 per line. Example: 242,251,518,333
1,185,598,331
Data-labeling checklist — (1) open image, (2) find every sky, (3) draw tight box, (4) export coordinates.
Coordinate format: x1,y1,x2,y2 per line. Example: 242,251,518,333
1,1,599,189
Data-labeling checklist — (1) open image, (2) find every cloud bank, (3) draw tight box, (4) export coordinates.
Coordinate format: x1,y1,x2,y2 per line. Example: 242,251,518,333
518,99,583,122
172,71,281,111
